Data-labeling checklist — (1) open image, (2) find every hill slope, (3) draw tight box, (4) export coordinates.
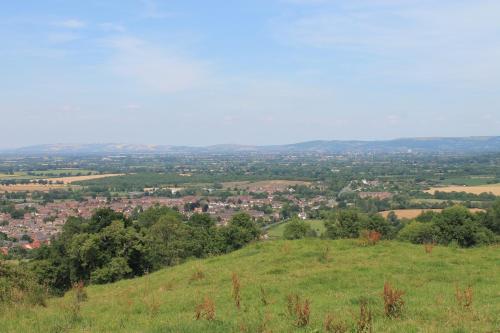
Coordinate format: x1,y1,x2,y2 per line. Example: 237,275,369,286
4,136,500,154
3,240,499,332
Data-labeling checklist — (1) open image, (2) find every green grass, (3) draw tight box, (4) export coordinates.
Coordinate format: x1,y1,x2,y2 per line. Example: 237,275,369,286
2,240,499,332
0,172,35,180
440,176,495,186
267,219,326,239
29,169,97,176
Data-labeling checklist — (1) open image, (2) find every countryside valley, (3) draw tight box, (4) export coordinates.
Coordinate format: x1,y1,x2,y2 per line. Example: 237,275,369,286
1,145,500,332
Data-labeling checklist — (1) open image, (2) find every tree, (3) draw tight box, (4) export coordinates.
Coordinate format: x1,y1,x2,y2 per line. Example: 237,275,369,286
482,199,500,234
283,219,310,240
364,214,392,238
88,208,127,233
433,206,494,247
222,213,260,251
21,234,33,243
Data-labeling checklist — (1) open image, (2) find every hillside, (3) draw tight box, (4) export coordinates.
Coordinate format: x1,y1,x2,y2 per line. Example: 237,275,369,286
4,136,500,155
3,239,499,332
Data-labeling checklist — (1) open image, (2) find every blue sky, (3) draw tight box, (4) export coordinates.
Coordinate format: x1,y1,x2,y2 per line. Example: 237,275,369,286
1,0,500,148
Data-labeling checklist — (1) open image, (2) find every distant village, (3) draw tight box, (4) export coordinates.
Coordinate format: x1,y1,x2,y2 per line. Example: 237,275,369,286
0,188,338,255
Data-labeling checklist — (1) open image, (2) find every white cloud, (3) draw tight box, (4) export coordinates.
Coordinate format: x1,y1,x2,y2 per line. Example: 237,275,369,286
108,37,208,93
277,0,500,84
53,19,86,29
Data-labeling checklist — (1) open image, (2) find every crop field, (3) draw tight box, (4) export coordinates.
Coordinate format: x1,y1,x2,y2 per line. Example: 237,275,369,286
44,173,124,184
426,184,500,196
0,172,36,180
379,208,485,219
0,174,123,192
29,169,98,176
0,183,69,192
440,176,496,186
222,180,311,192
2,240,499,332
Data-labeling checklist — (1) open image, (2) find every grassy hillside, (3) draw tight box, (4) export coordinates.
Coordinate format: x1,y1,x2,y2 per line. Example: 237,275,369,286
2,240,499,332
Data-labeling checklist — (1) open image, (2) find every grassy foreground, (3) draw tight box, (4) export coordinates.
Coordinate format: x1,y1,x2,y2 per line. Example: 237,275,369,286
2,240,499,332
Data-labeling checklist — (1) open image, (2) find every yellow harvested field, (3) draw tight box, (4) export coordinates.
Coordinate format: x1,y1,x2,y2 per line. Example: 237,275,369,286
0,174,123,192
43,173,124,184
379,208,485,219
426,184,500,195
222,180,311,192
0,184,68,192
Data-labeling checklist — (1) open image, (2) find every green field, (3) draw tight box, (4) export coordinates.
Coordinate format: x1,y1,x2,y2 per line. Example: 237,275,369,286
2,239,499,332
440,176,496,186
267,219,326,239
0,172,35,180
0,169,96,180
29,169,97,176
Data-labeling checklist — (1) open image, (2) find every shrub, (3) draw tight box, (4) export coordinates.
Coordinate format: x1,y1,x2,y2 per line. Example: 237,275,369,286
189,267,205,282
398,221,438,244
383,282,405,318
455,285,473,309
283,219,310,240
357,300,373,333
318,245,331,263
195,296,216,321
232,272,241,309
358,230,381,246
285,294,310,327
0,261,47,306
90,257,133,284
424,242,434,254
260,287,269,306
324,313,347,333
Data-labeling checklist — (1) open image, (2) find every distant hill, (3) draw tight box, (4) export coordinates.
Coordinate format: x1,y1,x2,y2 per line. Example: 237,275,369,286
3,136,500,155
3,239,499,332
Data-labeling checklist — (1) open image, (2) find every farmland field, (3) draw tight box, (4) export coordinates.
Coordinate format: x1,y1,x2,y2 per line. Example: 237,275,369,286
426,183,500,196
440,176,496,186
379,208,485,219
0,174,123,192
30,169,98,176
222,180,311,192
0,183,68,192
0,172,36,180
44,173,124,184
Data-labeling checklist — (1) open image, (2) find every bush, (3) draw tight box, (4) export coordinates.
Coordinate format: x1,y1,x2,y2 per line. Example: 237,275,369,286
0,261,46,306
398,221,438,244
90,257,133,284
283,219,310,240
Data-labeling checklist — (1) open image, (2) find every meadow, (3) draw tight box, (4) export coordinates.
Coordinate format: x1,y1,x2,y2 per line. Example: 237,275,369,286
2,239,499,332
427,184,500,196
379,208,485,220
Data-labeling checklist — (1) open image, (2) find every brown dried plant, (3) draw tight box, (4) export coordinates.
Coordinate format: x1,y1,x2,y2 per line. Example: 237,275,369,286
383,282,405,318
232,272,241,309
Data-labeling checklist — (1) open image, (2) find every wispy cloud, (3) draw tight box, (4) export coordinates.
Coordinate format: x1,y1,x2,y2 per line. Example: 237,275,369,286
107,36,208,93
47,32,80,44
99,22,126,32
140,0,175,19
52,19,86,29
276,0,500,84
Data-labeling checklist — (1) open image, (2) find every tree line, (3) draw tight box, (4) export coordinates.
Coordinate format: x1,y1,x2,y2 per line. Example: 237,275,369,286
283,200,500,247
28,207,260,294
